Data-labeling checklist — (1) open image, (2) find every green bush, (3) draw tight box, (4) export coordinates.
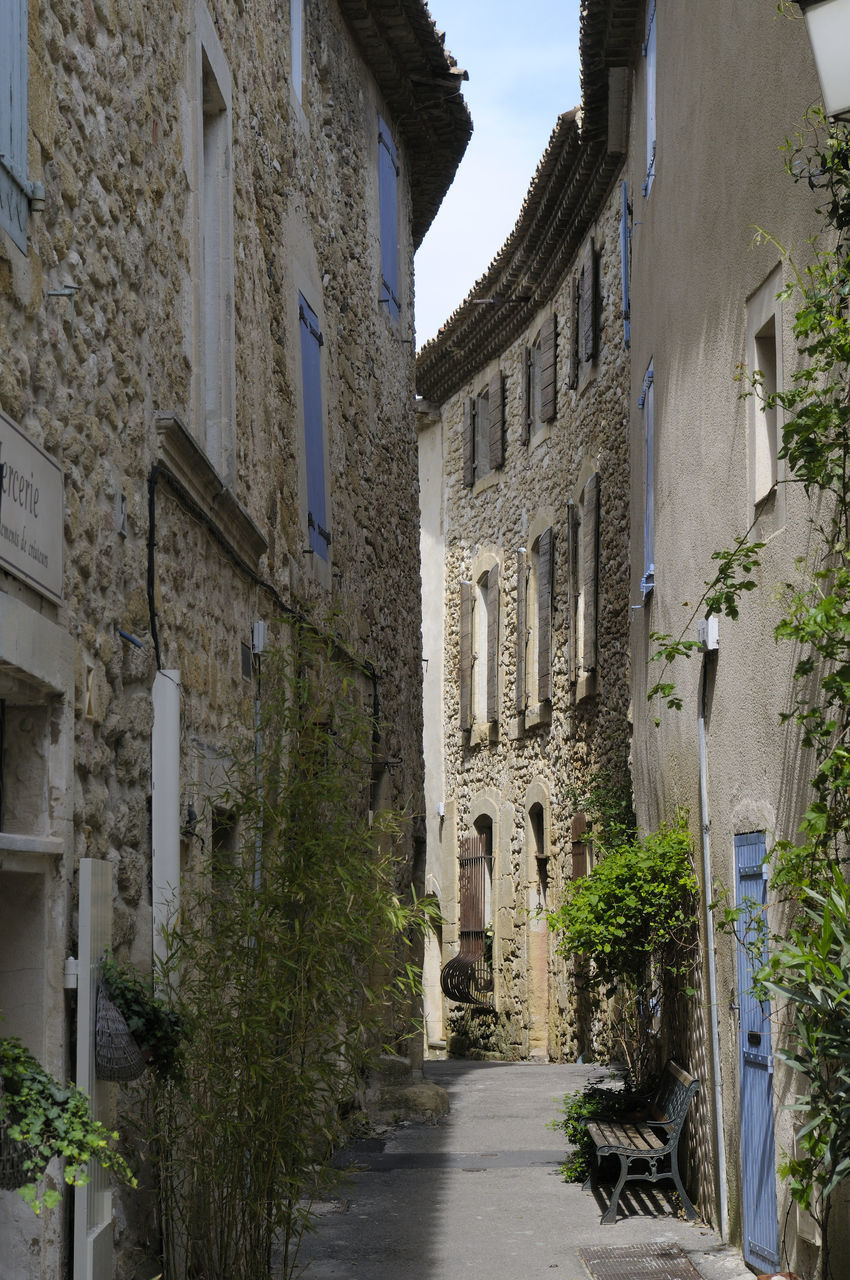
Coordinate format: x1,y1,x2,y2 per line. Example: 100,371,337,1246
551,1082,633,1183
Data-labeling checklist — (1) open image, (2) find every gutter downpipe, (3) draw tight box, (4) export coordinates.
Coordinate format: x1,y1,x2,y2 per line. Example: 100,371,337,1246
698,650,729,1240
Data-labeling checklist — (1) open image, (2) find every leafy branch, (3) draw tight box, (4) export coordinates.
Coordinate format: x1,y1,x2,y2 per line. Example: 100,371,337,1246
647,527,765,712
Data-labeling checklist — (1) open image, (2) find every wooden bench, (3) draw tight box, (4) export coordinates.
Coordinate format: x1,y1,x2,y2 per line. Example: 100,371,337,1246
584,1061,700,1225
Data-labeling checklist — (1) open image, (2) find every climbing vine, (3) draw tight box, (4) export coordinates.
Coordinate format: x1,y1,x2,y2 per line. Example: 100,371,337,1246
647,108,850,1255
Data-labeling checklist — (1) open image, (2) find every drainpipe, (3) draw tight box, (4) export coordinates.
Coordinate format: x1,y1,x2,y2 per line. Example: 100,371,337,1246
697,645,729,1239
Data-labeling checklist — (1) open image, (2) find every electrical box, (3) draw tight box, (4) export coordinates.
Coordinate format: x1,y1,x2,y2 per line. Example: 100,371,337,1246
698,616,719,651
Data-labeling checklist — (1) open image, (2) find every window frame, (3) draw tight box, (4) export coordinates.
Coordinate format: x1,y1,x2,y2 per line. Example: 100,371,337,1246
639,363,655,599
747,267,785,528
378,117,400,322
298,292,331,561
192,5,236,485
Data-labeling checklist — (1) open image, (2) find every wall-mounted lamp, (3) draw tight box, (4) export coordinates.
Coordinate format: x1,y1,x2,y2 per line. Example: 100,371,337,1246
798,0,850,119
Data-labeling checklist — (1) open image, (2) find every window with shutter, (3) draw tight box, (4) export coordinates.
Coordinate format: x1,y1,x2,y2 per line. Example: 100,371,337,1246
516,547,527,713
0,0,32,254
643,0,657,196
463,397,475,488
486,563,499,723
521,349,532,445
488,372,505,470
459,580,472,730
580,473,600,672
566,502,577,683
378,118,400,321
539,315,557,422
568,278,579,390
581,239,597,364
299,293,330,560
640,363,655,598
195,20,236,484
536,527,553,703
470,387,491,483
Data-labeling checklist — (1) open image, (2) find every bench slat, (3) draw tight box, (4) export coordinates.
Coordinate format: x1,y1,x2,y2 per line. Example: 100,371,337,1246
586,1121,666,1152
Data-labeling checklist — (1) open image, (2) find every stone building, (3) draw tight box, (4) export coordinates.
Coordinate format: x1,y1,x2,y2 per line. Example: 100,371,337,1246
416,6,634,1062
0,0,469,1275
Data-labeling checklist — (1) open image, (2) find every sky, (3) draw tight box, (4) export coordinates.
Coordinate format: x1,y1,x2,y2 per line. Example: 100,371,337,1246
413,0,583,350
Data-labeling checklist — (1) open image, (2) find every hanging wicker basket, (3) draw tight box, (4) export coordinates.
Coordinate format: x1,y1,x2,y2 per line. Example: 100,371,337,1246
0,1081,29,1191
95,983,147,1082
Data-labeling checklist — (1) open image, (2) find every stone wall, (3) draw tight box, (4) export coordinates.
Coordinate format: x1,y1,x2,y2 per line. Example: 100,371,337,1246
0,0,453,1272
430,175,631,1061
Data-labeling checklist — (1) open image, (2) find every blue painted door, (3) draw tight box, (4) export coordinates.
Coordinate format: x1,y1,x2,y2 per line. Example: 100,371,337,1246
735,831,780,1272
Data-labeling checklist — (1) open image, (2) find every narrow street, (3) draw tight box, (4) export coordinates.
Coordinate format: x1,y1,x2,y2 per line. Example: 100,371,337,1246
298,1061,753,1280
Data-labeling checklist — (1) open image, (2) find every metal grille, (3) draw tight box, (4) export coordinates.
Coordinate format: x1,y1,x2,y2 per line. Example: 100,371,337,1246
440,832,493,1003
578,1243,703,1280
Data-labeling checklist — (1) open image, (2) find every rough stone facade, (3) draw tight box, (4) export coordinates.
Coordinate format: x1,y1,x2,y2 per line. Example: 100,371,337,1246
0,0,469,1274
417,104,632,1062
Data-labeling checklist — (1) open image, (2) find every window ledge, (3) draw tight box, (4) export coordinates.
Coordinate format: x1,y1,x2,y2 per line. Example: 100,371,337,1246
529,423,551,449
467,720,498,748
523,702,551,731
155,414,268,569
0,832,64,857
575,672,598,705
472,471,499,497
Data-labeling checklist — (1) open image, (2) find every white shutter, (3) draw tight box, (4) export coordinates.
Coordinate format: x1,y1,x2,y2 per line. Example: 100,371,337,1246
152,668,181,969
74,859,114,1280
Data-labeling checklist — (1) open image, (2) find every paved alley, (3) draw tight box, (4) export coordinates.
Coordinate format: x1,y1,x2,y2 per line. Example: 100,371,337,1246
297,1061,755,1280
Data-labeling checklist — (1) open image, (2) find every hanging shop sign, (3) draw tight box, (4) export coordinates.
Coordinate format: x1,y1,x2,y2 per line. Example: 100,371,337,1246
0,408,64,603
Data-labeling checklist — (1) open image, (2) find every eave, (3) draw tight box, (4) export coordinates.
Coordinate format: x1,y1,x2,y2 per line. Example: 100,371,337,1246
415,0,643,404
338,0,473,247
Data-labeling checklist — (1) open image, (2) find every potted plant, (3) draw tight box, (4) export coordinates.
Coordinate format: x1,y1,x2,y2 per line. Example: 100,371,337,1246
0,1036,136,1213
100,953,184,1079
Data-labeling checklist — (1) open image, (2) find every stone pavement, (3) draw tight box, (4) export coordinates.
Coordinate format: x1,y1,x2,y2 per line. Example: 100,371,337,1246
297,1059,753,1280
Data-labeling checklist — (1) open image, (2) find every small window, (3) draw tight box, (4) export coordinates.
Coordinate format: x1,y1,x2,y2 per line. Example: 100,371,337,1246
640,363,655,599
299,293,330,560
643,1,657,196
378,117,400,321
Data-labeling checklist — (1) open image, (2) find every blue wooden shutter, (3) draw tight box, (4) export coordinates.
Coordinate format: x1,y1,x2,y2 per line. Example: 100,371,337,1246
0,0,29,253
378,118,400,321
734,832,780,1272
299,294,329,559
643,0,657,195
